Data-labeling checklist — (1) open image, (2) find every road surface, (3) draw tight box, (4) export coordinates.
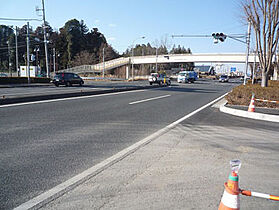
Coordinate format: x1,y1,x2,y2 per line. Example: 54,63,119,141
1,80,237,209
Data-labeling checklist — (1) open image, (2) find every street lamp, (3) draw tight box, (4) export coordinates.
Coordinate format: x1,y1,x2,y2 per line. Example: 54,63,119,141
131,36,145,81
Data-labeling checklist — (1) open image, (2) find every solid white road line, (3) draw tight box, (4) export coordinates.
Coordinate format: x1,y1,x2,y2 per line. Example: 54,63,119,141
14,92,228,210
1,87,107,97
0,89,146,108
129,94,171,105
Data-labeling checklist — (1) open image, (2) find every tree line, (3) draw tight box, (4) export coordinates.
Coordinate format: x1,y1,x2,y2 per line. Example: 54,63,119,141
0,19,119,74
0,19,193,75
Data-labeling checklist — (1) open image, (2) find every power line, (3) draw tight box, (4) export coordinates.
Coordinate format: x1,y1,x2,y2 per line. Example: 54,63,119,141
0,17,42,22
0,41,44,50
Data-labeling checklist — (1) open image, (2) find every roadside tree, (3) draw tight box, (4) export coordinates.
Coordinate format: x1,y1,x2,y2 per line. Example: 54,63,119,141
243,0,279,87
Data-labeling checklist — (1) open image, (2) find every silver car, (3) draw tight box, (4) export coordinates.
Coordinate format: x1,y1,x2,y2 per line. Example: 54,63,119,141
219,75,229,82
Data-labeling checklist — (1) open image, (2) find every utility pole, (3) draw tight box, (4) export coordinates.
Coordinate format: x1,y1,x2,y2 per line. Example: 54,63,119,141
244,20,251,85
156,48,158,73
53,48,56,73
103,47,105,78
141,48,144,74
132,47,134,81
42,0,49,78
7,40,11,77
27,22,30,83
15,26,19,76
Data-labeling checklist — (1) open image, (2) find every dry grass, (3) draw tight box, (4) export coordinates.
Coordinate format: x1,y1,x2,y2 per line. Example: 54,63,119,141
226,80,279,109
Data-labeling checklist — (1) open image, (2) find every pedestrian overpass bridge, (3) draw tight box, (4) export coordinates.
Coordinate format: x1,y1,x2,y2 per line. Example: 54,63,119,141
61,53,259,74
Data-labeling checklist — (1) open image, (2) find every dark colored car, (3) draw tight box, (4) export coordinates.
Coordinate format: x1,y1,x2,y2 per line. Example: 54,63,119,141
52,72,84,87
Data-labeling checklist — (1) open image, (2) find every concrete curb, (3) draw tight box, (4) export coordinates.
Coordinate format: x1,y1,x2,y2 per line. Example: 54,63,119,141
219,101,279,123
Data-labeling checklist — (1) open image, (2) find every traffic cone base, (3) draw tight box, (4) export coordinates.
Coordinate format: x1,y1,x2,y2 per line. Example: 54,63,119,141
219,183,240,210
219,171,240,210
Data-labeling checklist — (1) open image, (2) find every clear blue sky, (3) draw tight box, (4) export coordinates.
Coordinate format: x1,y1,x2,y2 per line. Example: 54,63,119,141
1,0,251,56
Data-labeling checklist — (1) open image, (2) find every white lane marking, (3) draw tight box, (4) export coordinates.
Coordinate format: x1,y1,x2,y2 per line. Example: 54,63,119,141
14,92,228,210
129,94,171,105
0,89,146,108
1,87,107,97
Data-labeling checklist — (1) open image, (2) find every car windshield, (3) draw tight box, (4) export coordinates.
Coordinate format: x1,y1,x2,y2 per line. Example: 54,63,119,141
54,74,65,79
179,73,186,76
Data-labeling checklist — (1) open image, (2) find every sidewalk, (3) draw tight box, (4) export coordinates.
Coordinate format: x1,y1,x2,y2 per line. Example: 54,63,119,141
17,105,279,210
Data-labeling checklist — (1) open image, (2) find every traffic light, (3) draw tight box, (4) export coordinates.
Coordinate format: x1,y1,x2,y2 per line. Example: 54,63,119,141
212,33,227,43
219,33,226,42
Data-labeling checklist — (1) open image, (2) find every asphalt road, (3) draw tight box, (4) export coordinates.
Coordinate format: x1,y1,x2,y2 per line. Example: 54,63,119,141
1,80,237,209
41,106,279,210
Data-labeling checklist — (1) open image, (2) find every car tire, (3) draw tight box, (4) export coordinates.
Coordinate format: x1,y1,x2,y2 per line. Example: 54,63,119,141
149,82,153,85
79,81,83,86
66,81,71,87
54,83,59,87
159,81,162,86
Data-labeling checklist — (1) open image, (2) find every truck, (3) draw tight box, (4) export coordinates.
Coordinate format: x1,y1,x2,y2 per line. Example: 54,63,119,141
177,71,198,83
148,73,171,86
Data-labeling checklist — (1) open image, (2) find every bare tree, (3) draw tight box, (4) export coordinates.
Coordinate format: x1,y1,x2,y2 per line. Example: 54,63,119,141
243,0,279,87
71,50,97,66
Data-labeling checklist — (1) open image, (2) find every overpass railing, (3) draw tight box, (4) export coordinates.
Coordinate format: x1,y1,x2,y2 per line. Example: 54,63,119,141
59,57,130,74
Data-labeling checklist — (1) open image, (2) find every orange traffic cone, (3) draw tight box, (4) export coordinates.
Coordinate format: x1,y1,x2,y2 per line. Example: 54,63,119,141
248,94,255,112
219,171,240,210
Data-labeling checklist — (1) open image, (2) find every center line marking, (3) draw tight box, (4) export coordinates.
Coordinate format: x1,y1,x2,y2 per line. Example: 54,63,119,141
129,94,171,105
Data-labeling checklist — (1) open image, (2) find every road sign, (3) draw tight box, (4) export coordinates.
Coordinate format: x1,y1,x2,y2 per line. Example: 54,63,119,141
231,67,236,72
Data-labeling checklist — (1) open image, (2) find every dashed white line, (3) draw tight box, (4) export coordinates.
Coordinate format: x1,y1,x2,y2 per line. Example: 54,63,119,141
129,95,171,105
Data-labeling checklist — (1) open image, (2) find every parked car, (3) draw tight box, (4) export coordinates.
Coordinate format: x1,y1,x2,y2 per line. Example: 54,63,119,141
52,72,84,87
148,73,171,86
219,75,229,82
